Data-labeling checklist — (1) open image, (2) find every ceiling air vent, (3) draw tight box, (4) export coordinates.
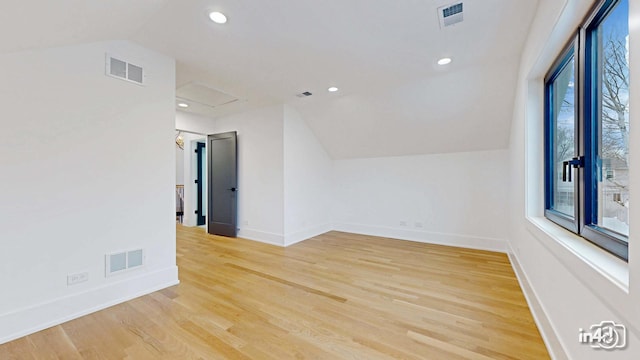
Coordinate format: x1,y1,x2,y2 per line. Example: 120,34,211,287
438,2,464,28
296,91,313,98
105,54,145,85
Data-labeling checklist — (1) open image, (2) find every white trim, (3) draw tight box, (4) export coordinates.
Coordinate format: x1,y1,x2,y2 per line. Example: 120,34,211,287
284,223,332,246
332,222,507,253
508,246,568,360
526,217,629,291
524,217,639,340
0,266,179,345
237,227,285,246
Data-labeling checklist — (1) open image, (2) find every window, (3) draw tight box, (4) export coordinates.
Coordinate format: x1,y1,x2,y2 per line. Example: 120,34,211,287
545,44,578,231
544,0,629,260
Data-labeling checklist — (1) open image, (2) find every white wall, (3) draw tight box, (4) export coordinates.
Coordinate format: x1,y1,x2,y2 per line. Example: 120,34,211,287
333,150,509,252
178,106,287,245
176,111,216,134
508,0,640,359
214,105,285,245
0,40,178,343
283,105,333,245
177,105,334,247
179,107,510,255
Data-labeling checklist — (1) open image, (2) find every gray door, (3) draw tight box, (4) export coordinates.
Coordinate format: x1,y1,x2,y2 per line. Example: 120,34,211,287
207,131,238,237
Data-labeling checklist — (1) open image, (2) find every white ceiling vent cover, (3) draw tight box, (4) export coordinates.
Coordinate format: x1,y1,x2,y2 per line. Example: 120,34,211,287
106,54,145,85
438,2,464,28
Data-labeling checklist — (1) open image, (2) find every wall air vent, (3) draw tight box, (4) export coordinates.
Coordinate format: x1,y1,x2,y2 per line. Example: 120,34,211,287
105,248,145,276
296,91,313,98
438,2,464,28
106,54,145,85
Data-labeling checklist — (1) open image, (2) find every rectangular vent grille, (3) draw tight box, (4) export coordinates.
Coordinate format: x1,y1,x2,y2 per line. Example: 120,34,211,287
106,54,145,85
443,3,463,18
127,63,143,83
438,2,464,28
106,249,145,276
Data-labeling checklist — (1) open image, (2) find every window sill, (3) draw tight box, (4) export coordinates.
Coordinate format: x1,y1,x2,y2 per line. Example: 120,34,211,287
525,216,629,293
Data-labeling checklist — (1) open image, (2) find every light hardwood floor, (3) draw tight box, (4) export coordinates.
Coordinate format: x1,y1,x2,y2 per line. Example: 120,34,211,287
0,225,549,359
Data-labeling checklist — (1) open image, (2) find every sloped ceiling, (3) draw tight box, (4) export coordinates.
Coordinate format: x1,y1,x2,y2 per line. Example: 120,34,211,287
0,0,171,54
0,0,539,159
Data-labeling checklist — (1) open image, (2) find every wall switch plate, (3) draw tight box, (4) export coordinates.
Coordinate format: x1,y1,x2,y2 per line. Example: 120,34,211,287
67,271,89,286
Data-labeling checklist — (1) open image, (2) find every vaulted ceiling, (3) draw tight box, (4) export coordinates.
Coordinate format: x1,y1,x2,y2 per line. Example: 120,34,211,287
0,0,540,158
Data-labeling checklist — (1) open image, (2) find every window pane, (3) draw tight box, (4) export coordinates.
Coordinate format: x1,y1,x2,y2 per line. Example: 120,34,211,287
551,57,576,217
596,0,629,236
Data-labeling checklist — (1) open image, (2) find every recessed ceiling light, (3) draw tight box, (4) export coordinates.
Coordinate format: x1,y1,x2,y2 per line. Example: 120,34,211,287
209,11,227,24
437,57,452,65
328,87,339,92
177,103,189,108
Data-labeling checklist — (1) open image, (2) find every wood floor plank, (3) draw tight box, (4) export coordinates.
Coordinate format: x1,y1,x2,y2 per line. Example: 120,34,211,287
0,226,549,359
21,326,82,360
223,263,348,303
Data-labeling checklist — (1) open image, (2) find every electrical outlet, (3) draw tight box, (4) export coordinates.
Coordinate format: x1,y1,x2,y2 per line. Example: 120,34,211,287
243,220,249,226
67,271,89,286
415,222,424,228
399,221,407,227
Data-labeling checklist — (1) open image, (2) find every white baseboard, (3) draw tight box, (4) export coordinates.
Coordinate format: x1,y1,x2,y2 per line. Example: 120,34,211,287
284,223,333,246
240,223,505,253
508,246,568,360
0,266,179,345
333,222,507,253
238,228,285,246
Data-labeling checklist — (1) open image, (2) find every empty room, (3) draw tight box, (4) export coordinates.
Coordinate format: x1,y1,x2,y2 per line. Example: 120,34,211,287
0,0,638,359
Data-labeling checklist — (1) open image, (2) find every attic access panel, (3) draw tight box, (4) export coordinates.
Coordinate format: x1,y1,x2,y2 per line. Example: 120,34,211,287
176,82,239,107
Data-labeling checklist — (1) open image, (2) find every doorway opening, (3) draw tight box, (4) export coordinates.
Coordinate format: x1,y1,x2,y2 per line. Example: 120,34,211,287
175,129,207,228
195,141,206,226
175,129,238,238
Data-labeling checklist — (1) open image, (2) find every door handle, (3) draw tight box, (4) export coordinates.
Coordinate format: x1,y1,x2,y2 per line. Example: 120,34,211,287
228,187,237,192
562,161,571,182
562,157,584,182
